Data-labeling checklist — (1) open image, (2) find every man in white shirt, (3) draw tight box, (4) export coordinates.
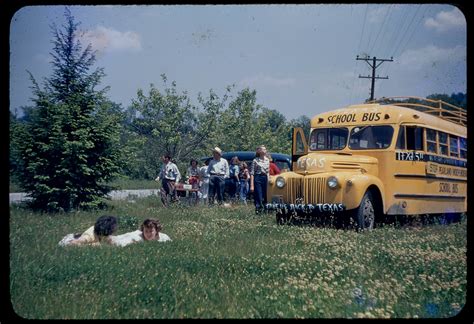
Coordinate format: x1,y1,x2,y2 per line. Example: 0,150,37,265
206,147,229,206
155,155,181,206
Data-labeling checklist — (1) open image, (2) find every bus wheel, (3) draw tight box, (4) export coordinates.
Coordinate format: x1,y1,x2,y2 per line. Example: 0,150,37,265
355,191,376,231
276,212,290,225
440,212,462,225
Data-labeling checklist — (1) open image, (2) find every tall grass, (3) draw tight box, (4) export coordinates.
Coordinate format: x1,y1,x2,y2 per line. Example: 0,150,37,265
10,198,466,319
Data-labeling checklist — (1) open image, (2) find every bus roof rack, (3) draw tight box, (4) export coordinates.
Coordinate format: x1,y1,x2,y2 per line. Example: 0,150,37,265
367,96,467,127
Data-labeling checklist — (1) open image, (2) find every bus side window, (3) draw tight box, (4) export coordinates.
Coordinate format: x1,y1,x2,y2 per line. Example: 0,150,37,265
426,129,437,153
439,132,448,156
460,137,467,159
450,135,459,157
406,126,423,150
396,126,405,149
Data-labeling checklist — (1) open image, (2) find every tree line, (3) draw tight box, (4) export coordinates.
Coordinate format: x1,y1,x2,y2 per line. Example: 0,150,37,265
9,9,466,212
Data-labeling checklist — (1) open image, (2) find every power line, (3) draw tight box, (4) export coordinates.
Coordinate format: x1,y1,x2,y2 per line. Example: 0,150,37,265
395,5,429,58
356,4,369,56
391,4,421,58
369,4,393,55
363,5,376,54
384,4,410,58
350,4,369,104
381,5,430,80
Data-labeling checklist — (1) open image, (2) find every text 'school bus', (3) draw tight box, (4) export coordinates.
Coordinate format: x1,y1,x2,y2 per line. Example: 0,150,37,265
266,96,467,230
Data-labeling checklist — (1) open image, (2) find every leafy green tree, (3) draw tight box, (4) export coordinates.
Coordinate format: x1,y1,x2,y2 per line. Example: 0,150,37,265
212,88,260,151
288,115,311,141
427,93,466,109
126,75,228,178
211,88,289,154
449,92,467,109
15,8,122,212
255,108,291,154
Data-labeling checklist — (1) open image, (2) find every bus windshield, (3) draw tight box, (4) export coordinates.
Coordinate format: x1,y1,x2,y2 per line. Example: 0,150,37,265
309,128,348,151
349,125,394,149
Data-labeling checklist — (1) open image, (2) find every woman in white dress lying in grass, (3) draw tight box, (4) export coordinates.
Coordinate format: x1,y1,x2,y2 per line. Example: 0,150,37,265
109,218,171,247
59,218,171,247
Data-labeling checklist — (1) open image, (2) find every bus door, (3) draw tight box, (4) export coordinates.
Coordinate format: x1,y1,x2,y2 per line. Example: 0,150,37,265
292,127,308,171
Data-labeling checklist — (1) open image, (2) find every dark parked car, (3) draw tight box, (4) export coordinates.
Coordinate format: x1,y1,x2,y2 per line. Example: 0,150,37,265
202,151,292,200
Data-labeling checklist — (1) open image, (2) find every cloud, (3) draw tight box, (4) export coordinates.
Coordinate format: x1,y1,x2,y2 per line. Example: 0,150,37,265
424,7,465,32
398,45,466,70
389,45,466,96
78,26,142,54
239,74,296,88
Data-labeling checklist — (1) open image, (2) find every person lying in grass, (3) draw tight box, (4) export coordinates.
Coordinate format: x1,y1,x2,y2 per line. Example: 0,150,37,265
109,218,172,247
58,215,118,246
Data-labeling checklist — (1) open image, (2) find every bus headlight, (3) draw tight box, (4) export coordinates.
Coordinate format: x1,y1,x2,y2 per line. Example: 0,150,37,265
276,176,286,188
327,176,339,189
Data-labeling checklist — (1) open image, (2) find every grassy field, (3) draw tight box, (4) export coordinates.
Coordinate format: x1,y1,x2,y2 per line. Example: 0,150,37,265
9,197,467,319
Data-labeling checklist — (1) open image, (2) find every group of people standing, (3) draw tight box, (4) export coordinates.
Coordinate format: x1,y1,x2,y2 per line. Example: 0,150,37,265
155,145,280,214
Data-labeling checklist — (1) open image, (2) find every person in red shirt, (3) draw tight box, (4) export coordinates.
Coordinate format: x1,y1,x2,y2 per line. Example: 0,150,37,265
268,154,281,176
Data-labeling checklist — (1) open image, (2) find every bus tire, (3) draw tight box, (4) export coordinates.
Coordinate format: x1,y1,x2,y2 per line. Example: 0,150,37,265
276,212,290,225
355,191,376,231
440,212,462,225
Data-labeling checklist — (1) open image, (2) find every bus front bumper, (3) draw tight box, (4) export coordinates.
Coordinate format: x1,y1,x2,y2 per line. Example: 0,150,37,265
265,203,346,215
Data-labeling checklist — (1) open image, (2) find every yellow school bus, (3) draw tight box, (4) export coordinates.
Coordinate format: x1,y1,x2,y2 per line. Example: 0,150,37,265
266,96,467,230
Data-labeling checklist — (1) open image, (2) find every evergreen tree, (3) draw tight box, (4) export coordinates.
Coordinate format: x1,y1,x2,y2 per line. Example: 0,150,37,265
16,8,122,212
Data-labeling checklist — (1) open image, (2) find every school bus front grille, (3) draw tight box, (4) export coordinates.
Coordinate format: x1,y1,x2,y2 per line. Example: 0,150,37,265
284,178,303,203
284,177,327,204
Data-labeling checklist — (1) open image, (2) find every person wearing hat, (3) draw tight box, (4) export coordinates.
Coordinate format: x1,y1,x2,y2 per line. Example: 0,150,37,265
250,145,270,214
206,147,229,205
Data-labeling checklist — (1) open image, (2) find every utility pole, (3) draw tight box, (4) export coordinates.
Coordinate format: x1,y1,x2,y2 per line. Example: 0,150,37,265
356,55,393,101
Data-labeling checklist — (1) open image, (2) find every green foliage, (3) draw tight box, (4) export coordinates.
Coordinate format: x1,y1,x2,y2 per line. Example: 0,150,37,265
13,8,122,212
117,214,140,232
288,115,311,141
427,93,467,109
119,84,296,178
122,76,229,179
212,88,292,155
10,201,466,319
10,110,27,189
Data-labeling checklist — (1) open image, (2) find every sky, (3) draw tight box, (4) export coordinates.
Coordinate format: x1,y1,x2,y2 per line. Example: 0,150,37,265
9,4,467,120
